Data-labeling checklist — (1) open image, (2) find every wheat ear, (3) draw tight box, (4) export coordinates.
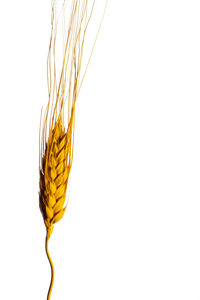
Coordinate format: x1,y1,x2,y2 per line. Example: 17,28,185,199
39,1,93,299
40,109,74,298
39,0,107,299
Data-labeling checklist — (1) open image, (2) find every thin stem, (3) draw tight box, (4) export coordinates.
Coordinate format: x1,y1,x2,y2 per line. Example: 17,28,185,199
45,234,55,300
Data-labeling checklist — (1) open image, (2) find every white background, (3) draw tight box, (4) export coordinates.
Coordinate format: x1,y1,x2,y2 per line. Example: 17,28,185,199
0,0,200,299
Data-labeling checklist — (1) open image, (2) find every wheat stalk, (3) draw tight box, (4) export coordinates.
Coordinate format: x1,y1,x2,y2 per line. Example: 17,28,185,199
39,0,107,299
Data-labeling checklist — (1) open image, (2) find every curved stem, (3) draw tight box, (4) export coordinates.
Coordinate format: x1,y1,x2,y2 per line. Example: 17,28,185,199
45,234,55,300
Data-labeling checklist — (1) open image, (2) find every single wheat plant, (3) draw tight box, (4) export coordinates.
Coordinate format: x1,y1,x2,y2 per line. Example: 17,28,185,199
39,0,107,299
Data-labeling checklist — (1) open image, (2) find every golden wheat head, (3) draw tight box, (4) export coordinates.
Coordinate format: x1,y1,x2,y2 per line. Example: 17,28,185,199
38,1,107,299
39,113,73,239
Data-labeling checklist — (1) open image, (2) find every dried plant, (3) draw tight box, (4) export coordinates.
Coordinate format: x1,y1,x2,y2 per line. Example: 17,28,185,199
39,0,107,299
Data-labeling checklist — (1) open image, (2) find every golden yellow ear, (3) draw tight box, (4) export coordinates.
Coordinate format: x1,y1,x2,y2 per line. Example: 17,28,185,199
38,1,107,299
